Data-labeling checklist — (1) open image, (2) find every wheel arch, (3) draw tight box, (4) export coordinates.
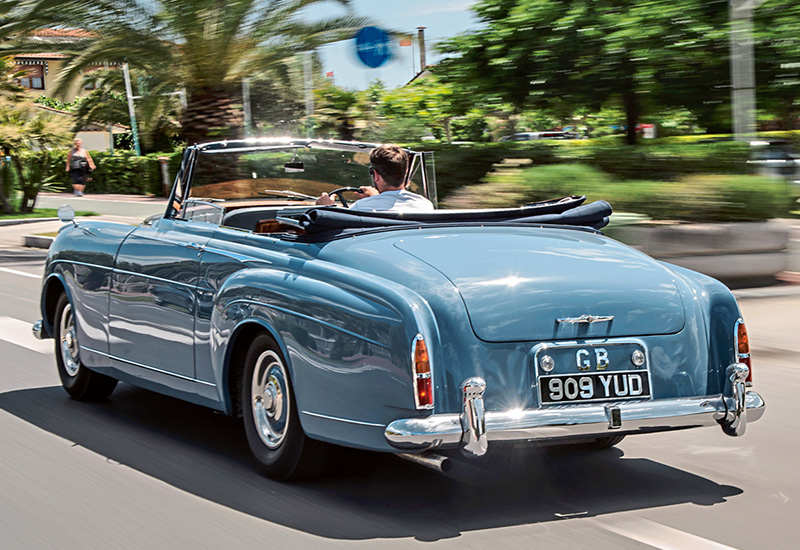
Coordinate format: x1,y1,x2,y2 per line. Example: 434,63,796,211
222,319,292,418
41,273,69,339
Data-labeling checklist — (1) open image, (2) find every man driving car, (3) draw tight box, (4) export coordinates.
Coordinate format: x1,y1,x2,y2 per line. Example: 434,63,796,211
316,145,434,212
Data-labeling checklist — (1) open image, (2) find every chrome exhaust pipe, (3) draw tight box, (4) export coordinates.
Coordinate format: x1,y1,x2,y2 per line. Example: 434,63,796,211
395,452,453,473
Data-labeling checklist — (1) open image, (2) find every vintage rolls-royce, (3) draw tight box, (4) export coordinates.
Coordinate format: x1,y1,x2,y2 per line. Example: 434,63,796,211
34,138,765,480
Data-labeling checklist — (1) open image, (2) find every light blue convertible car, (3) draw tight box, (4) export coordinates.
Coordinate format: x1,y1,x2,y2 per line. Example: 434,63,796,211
34,138,765,480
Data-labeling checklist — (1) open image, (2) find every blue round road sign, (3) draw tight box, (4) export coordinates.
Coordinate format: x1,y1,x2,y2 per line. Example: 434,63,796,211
355,26,391,68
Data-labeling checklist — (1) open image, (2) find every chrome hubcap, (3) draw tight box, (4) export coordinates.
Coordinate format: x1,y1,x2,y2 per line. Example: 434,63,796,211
59,303,80,377
251,350,289,449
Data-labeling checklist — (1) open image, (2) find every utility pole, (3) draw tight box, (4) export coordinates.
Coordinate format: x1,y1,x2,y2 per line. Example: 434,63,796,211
242,78,252,137
729,0,766,141
122,63,142,155
304,51,314,138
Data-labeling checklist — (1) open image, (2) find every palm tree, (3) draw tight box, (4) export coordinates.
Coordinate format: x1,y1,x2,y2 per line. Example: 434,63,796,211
4,0,369,144
74,69,181,152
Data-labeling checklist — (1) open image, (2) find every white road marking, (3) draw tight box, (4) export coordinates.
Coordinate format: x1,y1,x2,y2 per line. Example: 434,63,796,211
0,316,53,354
599,517,740,550
0,267,40,279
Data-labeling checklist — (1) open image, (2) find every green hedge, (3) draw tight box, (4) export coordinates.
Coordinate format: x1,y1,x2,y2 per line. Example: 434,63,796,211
445,163,794,222
35,149,183,196
407,141,754,200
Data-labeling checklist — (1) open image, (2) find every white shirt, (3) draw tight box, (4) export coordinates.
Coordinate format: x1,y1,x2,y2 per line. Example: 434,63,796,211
349,190,434,212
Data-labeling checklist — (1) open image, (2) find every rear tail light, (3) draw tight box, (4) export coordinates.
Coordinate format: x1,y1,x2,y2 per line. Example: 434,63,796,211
736,319,752,385
412,334,434,409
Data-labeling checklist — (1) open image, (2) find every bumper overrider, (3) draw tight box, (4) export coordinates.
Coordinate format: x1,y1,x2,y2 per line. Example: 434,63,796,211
385,365,765,458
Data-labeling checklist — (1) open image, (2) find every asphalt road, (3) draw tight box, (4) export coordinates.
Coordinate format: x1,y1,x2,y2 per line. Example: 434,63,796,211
0,252,797,549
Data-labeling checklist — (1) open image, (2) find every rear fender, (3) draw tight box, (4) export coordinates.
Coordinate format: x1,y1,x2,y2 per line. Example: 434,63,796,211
211,266,441,443
664,263,744,394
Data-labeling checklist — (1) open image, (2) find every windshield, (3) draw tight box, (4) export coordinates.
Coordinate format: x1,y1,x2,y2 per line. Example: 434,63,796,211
189,144,429,203
192,147,369,201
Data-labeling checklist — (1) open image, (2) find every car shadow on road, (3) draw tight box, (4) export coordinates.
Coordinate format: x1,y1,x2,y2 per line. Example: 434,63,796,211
0,384,742,541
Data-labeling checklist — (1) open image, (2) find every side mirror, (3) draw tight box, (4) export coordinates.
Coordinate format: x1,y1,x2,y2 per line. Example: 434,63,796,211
57,205,75,224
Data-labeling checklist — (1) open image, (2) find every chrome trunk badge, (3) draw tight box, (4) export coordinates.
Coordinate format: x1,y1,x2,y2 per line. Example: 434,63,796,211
557,314,614,324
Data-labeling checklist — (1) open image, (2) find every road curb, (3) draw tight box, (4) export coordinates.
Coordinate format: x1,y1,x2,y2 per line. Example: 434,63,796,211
732,283,800,300
23,235,55,249
0,217,58,227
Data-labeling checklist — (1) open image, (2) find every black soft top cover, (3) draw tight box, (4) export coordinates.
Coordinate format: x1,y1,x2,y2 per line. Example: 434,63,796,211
289,196,612,236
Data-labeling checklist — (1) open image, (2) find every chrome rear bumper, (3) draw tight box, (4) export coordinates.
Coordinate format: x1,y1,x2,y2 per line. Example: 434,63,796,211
385,382,765,456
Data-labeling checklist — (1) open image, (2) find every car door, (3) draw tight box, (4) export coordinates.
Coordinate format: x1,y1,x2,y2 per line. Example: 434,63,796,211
108,217,215,390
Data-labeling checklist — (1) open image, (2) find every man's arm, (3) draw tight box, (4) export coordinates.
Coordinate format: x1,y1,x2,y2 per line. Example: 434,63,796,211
315,186,378,206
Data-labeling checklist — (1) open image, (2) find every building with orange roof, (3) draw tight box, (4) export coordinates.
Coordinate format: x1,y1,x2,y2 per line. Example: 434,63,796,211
12,28,111,102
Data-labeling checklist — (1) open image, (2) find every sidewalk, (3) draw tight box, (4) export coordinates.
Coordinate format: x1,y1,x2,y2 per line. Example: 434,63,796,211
35,192,168,219
0,192,166,249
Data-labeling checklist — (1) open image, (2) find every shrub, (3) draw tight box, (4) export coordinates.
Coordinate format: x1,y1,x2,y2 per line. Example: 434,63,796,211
408,140,754,200
29,149,182,196
445,163,794,222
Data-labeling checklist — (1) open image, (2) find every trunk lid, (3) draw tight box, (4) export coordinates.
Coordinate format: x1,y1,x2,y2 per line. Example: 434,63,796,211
394,228,686,342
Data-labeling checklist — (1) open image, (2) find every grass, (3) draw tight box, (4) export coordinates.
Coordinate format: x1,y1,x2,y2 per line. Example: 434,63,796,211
0,208,97,220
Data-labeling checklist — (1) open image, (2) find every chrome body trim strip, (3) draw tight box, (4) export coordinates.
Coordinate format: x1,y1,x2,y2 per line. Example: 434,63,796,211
50,259,199,290
384,391,766,451
301,410,385,428
80,346,216,387
51,259,113,271
231,299,389,349
112,268,198,290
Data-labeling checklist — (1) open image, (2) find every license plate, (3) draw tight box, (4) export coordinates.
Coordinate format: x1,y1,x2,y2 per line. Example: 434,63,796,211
534,341,651,405
539,370,651,404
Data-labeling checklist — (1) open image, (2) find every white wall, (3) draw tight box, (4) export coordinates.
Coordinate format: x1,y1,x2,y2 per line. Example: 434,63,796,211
75,131,112,152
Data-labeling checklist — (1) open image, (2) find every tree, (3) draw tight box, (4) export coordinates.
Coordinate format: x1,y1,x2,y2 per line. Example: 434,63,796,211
73,69,181,153
0,59,71,212
314,82,359,139
437,0,734,144
4,0,369,144
754,0,800,130
380,76,456,141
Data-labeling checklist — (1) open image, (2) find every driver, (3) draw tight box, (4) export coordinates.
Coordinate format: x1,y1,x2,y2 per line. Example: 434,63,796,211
316,145,434,212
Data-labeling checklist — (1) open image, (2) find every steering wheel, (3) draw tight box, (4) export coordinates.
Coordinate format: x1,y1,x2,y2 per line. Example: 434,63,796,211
327,187,363,208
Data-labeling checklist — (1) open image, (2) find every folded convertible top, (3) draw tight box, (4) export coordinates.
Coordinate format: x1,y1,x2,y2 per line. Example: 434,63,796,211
283,195,613,235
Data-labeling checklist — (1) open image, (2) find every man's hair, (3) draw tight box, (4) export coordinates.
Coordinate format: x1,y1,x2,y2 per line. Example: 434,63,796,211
369,145,408,188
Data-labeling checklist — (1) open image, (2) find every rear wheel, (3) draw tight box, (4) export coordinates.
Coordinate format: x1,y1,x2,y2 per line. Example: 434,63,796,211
241,334,331,480
54,293,117,401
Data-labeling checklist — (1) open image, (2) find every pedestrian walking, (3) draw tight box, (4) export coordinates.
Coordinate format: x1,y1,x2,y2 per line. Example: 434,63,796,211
65,137,95,197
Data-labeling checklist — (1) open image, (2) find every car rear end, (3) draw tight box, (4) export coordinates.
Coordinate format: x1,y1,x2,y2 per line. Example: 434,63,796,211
375,225,765,458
